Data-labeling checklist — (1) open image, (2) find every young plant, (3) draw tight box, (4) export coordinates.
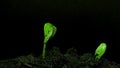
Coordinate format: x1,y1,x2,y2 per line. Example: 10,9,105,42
95,42,107,61
42,22,57,59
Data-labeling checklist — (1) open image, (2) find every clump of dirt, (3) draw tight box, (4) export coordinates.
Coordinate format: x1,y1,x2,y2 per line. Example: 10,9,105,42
0,47,120,68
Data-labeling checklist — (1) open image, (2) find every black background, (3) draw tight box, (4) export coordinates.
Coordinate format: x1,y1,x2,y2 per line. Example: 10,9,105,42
0,0,120,63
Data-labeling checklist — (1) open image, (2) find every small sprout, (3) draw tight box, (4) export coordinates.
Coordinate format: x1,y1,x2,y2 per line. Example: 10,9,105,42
95,42,107,61
42,22,57,59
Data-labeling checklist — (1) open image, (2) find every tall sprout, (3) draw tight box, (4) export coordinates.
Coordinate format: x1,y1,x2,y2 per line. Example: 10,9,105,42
42,22,57,59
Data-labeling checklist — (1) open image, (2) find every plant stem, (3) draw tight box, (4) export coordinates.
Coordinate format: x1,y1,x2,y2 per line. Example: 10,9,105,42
42,43,46,59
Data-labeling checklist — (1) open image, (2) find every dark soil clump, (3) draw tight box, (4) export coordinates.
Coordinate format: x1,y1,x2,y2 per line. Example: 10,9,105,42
0,47,120,68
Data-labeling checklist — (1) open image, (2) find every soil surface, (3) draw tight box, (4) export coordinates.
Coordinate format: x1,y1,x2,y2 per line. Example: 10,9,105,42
0,47,120,68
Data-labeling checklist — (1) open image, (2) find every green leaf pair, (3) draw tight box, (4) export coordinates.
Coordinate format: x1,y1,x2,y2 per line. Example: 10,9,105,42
44,23,57,44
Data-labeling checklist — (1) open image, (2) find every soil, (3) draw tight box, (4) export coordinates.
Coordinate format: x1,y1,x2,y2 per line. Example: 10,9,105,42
0,47,120,68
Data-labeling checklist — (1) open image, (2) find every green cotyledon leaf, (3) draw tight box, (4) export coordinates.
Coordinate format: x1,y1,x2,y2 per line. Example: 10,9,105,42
95,42,107,60
44,22,57,43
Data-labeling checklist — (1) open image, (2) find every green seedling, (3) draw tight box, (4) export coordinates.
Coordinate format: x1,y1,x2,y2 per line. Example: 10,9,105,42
95,42,107,61
42,22,57,59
